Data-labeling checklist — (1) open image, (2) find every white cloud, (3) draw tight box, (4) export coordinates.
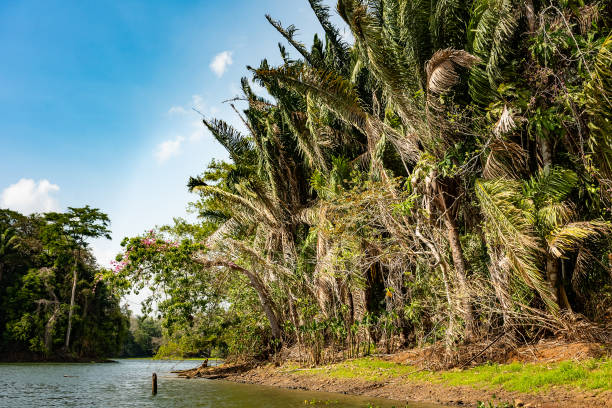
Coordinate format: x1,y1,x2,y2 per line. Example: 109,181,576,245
1,178,60,214
210,51,233,78
168,106,187,115
155,136,185,163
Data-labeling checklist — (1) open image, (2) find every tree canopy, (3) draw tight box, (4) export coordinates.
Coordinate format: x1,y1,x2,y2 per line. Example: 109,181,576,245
0,208,127,360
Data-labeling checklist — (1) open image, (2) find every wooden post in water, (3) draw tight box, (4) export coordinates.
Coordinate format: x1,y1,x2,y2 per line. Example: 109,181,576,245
152,372,157,396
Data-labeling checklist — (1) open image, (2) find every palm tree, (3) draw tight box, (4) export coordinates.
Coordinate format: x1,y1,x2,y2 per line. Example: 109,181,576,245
477,166,610,314
183,0,612,350
189,79,320,342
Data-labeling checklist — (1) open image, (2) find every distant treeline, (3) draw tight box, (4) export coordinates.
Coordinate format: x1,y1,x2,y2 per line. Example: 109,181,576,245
0,208,128,360
120,315,162,357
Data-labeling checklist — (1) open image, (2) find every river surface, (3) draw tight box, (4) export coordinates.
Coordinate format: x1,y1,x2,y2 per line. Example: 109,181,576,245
0,359,443,408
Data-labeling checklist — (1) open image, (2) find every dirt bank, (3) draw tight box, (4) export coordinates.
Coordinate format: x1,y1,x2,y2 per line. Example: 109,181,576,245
174,341,611,408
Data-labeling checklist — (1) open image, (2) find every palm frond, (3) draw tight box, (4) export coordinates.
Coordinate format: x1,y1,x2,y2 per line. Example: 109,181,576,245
584,34,612,181
338,0,426,123
493,105,516,136
548,221,611,258
202,118,255,164
482,138,528,179
308,0,351,71
476,178,557,310
193,185,278,228
468,0,520,106
266,15,315,66
524,166,578,206
425,48,480,94
537,201,575,232
256,65,368,131
430,0,468,50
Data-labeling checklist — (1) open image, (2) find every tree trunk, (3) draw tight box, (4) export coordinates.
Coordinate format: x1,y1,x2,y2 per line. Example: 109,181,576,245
443,214,476,339
538,135,553,168
46,306,60,353
244,270,282,340
546,255,572,311
431,175,475,340
194,257,283,340
65,251,78,350
415,226,455,343
525,0,536,33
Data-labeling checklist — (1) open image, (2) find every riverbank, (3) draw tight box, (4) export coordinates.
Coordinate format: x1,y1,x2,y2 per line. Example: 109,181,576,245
176,341,612,407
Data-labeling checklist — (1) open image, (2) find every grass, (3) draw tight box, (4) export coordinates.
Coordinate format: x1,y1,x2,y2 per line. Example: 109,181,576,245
121,357,223,361
291,357,612,394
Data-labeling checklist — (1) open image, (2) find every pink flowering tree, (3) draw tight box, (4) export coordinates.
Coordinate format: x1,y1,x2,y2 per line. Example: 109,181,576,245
104,229,213,324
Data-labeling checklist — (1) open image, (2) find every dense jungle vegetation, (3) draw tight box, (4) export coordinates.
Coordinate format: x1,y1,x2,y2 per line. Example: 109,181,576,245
0,208,129,360
110,0,612,364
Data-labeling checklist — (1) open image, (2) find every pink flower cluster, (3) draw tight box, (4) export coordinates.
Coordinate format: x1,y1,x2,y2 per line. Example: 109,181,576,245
142,230,179,249
111,258,129,273
109,231,180,274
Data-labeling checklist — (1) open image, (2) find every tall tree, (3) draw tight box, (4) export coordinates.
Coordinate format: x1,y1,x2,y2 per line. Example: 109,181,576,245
45,206,111,350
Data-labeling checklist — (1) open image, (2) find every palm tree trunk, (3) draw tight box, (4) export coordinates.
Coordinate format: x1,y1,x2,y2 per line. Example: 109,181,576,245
443,213,476,339
538,136,572,311
432,176,475,339
525,0,536,33
546,255,572,311
65,250,78,350
538,135,553,168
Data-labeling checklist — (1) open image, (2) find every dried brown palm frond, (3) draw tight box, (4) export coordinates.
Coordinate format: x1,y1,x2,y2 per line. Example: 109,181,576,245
555,311,612,343
482,138,528,179
206,218,241,247
425,48,480,94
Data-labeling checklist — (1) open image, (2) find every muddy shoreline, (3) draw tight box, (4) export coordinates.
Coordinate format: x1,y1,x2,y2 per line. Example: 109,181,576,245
175,359,611,408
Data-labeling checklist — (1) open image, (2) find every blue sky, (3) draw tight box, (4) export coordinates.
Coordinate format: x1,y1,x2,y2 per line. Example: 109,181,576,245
0,0,349,310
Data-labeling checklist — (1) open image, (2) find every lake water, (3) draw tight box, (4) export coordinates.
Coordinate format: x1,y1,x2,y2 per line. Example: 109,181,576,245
0,359,443,408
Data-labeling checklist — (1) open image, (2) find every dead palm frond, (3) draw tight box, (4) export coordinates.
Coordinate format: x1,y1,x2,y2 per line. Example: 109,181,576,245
425,48,480,94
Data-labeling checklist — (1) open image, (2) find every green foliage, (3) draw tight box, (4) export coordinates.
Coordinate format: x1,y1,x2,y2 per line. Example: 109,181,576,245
109,0,612,363
0,209,127,359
